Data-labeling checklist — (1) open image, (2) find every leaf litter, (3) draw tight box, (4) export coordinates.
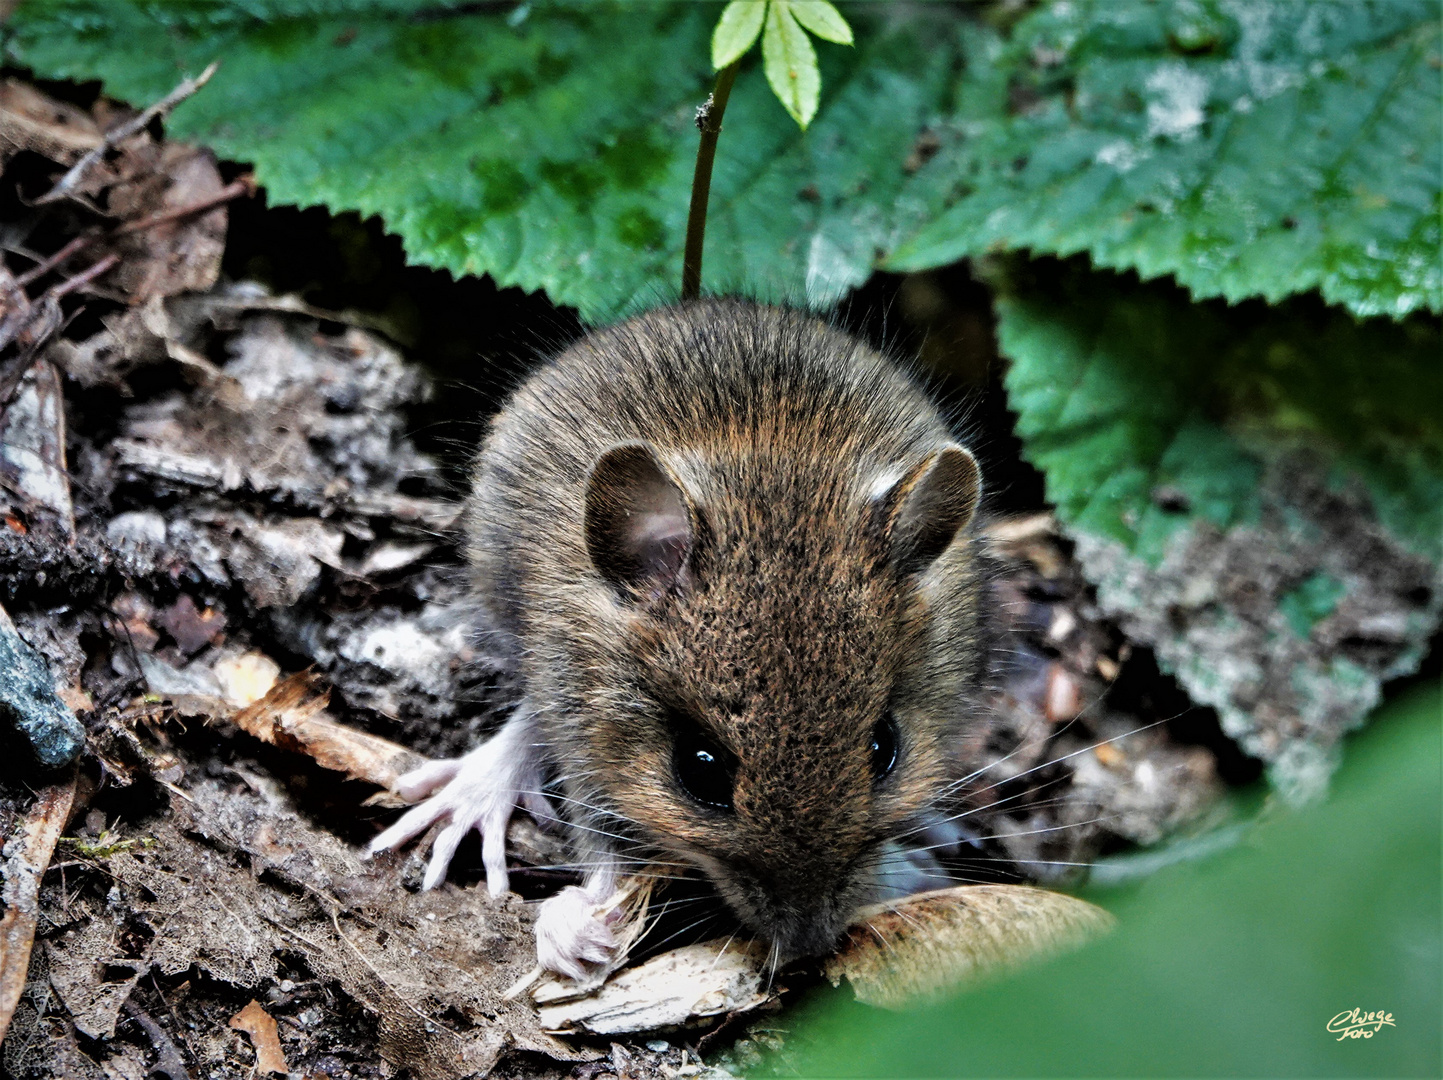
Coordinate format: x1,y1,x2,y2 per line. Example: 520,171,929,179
0,75,1236,1078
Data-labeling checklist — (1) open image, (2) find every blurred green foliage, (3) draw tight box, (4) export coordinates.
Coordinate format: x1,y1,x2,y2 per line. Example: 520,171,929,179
778,683,1442,1077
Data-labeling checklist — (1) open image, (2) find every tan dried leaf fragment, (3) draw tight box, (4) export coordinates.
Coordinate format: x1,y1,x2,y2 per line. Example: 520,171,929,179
826,884,1116,1008
228,999,290,1076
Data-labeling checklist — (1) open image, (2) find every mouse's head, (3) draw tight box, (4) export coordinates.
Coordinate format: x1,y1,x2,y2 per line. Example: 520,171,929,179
568,431,988,961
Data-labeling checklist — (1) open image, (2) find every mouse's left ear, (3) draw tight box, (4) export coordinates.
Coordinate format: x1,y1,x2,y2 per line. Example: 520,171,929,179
585,441,694,597
878,444,981,575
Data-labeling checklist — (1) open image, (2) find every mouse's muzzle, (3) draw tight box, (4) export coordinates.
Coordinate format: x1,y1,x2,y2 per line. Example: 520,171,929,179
714,855,874,964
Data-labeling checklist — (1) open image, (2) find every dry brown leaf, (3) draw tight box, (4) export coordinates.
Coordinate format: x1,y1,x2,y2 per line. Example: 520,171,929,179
0,79,99,166
228,999,290,1076
826,884,1115,1009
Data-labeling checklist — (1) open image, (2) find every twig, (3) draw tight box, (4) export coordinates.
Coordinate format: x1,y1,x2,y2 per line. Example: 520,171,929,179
0,769,78,1044
37,61,219,207
123,1001,192,1080
681,61,740,302
14,235,92,288
50,253,119,300
17,173,250,292
0,256,118,410
112,176,254,237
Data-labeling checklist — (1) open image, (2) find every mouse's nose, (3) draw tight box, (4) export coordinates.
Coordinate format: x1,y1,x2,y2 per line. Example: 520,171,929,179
766,907,852,962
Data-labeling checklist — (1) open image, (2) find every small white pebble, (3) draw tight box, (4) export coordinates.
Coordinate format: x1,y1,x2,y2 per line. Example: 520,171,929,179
425,912,436,920
647,1040,670,1053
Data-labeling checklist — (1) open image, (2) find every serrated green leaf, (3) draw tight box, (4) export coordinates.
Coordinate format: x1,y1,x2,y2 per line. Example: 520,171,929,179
762,0,821,128
5,1,959,322
890,0,1442,318
994,258,1442,800
9,2,1435,320
997,262,1443,561
787,0,852,46
711,0,766,70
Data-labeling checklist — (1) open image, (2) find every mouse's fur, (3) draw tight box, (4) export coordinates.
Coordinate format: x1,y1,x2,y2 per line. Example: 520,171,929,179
372,298,993,974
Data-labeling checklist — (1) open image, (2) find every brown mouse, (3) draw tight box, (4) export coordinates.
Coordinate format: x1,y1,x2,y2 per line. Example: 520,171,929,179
369,298,992,978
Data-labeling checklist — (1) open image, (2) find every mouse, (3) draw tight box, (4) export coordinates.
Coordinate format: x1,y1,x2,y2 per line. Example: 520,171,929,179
368,298,992,980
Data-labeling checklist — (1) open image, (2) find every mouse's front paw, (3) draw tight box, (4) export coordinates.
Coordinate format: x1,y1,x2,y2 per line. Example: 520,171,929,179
534,885,622,983
366,720,545,895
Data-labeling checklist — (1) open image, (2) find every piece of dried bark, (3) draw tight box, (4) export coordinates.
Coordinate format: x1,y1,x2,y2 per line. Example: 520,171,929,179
0,359,73,538
825,884,1115,1009
0,772,77,1043
228,999,289,1076
534,940,772,1036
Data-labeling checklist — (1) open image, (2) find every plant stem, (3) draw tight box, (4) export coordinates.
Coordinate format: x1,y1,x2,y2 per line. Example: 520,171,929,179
681,60,740,302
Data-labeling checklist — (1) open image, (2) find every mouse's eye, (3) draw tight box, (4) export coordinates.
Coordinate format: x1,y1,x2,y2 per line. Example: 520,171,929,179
672,725,737,811
870,716,899,781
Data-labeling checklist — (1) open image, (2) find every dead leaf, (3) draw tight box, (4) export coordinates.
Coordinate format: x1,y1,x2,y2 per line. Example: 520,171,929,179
228,999,289,1076
0,78,100,167
826,884,1115,1009
107,144,227,302
156,593,227,655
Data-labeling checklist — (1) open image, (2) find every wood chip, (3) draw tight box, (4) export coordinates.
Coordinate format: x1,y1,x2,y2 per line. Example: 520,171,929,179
229,671,427,790
826,884,1115,1009
228,999,289,1076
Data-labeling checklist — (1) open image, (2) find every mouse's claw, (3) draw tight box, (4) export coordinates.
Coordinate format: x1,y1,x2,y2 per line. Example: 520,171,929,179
367,715,541,896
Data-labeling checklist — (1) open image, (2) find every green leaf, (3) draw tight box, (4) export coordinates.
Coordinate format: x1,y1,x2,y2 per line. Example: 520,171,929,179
993,258,1442,800
10,2,1435,320
777,683,1442,1078
711,0,766,70
891,1,1442,318
5,1,959,322
762,0,821,128
787,0,852,46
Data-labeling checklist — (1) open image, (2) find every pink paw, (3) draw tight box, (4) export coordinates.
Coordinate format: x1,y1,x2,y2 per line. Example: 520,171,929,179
366,719,552,895
534,885,621,982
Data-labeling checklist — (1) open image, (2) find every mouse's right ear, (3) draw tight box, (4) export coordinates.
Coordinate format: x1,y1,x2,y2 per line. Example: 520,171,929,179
878,444,981,575
585,442,694,597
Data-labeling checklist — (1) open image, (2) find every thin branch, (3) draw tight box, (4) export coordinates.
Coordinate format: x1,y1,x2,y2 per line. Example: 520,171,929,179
37,61,220,207
112,176,254,237
681,60,740,302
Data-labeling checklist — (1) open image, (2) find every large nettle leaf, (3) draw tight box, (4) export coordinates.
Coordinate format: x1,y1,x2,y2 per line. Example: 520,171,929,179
4,0,956,322
891,0,1442,319
9,1,1437,322
995,258,1442,800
